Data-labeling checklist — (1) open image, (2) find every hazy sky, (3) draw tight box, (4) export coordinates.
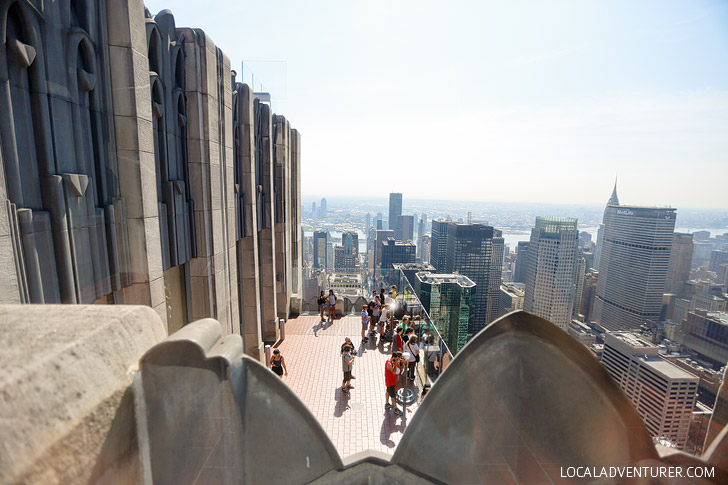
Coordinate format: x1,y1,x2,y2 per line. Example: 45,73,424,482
145,0,728,209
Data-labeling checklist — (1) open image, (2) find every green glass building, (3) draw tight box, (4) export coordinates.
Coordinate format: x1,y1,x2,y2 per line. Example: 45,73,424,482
415,272,475,353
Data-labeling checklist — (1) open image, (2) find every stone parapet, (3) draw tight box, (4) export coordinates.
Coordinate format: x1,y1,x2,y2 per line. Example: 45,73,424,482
0,305,166,484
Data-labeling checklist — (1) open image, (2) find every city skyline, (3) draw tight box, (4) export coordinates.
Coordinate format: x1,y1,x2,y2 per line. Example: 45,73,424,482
2,1,727,480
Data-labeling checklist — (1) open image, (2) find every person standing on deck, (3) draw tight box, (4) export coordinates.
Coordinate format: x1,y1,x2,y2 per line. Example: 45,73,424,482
327,289,337,321
342,344,355,392
385,352,404,415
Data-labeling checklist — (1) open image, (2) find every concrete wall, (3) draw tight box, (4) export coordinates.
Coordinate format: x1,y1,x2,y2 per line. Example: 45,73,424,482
0,1,301,344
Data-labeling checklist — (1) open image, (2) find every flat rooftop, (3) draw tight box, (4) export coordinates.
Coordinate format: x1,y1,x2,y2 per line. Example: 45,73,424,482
416,272,475,287
609,332,658,349
640,357,699,381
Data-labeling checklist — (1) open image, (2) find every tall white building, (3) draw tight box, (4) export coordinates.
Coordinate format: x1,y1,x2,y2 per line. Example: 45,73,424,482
593,205,676,331
602,333,698,449
523,217,579,330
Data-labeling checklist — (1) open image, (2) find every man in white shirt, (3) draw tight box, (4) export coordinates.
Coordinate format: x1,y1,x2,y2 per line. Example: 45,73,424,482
379,304,389,337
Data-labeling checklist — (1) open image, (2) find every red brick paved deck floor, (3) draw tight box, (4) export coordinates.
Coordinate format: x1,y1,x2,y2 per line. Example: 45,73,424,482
273,314,421,459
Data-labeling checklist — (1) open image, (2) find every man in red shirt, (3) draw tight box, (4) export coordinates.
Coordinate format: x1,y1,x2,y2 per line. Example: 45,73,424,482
385,352,405,415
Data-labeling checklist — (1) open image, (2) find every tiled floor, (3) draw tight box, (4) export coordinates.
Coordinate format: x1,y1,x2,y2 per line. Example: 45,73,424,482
273,314,421,458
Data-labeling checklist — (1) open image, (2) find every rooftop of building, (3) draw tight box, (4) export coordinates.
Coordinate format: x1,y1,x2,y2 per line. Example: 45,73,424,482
392,262,436,271
695,311,728,326
534,216,578,232
605,204,676,212
640,357,699,381
501,282,525,296
384,238,415,246
570,320,593,332
414,272,476,287
608,331,659,349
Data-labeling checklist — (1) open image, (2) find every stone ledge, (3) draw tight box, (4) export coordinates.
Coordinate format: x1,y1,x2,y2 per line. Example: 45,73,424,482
0,305,166,484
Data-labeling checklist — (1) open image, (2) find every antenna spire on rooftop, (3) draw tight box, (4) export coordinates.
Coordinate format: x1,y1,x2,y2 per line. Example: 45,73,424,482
608,173,620,206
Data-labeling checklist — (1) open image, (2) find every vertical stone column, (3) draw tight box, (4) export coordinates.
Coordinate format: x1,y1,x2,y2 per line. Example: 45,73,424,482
218,50,240,336
0,165,22,304
108,0,166,326
289,129,302,314
236,84,263,360
256,102,278,342
273,115,291,321
181,29,239,336
180,29,213,328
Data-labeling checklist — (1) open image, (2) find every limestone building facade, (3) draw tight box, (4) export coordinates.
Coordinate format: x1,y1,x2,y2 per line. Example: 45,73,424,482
0,0,302,360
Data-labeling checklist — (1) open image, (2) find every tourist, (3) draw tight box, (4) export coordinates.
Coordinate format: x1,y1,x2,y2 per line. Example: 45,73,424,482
403,326,414,345
391,285,397,299
341,336,355,354
327,289,337,320
394,326,404,352
341,337,357,380
269,349,287,378
342,344,355,392
317,291,327,322
379,303,389,336
379,288,386,307
401,315,411,333
369,290,378,302
404,335,419,381
368,297,380,337
361,305,369,342
385,352,405,415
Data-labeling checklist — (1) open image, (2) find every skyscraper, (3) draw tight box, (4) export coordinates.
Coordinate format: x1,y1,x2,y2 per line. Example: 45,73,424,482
666,233,694,299
430,219,450,272
334,246,357,272
444,223,504,336
421,235,431,263
375,229,394,268
415,272,475,353
593,205,676,331
572,251,587,320
580,270,599,321
523,217,579,330
512,241,530,283
709,250,728,273
341,231,359,257
417,217,425,259
594,179,620,271
366,227,376,268
388,193,402,235
319,197,327,219
397,214,415,241
313,230,328,269
381,238,416,269
375,212,383,229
